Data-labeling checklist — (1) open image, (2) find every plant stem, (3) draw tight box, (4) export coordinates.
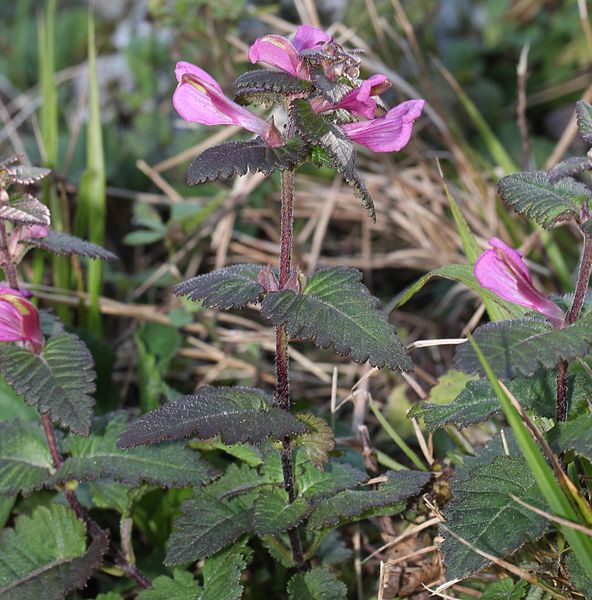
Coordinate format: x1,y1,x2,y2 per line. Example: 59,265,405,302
41,413,152,589
0,219,19,290
556,226,592,421
275,168,305,572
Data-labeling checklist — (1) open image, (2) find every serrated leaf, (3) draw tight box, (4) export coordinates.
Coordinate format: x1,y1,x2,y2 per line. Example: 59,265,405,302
190,438,263,467
566,551,592,596
497,171,590,228
548,156,592,183
200,539,253,600
481,579,528,600
393,263,525,318
117,386,306,448
0,504,107,600
412,371,591,429
25,229,118,260
547,414,592,461
0,419,53,495
291,99,375,219
455,317,592,379
576,100,592,144
174,264,265,309
296,461,367,500
186,138,307,185
0,333,96,435
440,456,549,579
261,267,411,370
233,70,312,105
137,569,200,600
52,413,217,488
293,413,335,468
0,194,50,226
287,566,347,600
307,470,429,529
8,165,51,185
252,487,311,535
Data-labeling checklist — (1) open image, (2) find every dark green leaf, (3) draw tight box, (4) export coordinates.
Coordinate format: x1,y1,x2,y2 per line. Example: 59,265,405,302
52,413,217,488
440,456,549,579
548,156,592,183
576,100,592,144
252,487,311,535
0,419,53,495
296,461,367,500
0,194,50,226
0,333,96,435
291,99,375,220
0,504,107,600
412,371,591,429
455,317,592,379
174,264,265,309
547,414,592,461
186,138,307,185
497,171,590,228
481,579,528,600
117,386,306,448
307,68,351,103
137,569,200,600
25,229,118,260
316,530,353,565
293,413,335,469
287,566,347,600
200,539,253,600
307,470,429,529
261,267,411,370
9,165,51,185
233,70,312,105
566,551,592,596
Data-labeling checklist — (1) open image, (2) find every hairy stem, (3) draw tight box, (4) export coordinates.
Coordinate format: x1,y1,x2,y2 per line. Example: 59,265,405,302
0,219,19,290
556,226,592,421
275,168,305,572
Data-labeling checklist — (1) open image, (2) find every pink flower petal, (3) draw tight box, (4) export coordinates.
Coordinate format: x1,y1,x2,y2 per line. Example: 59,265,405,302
248,35,308,79
333,74,391,119
292,24,332,51
341,99,425,152
0,289,43,353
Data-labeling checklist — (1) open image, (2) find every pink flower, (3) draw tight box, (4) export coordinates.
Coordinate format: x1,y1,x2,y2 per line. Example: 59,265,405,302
173,62,283,147
312,74,391,119
0,287,44,353
474,237,565,326
8,224,48,263
340,99,425,152
248,24,332,80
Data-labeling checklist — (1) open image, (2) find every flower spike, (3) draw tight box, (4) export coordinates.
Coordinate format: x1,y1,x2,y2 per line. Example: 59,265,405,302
474,237,565,326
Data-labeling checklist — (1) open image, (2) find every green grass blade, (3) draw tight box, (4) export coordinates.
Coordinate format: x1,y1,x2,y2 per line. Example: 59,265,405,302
470,336,592,579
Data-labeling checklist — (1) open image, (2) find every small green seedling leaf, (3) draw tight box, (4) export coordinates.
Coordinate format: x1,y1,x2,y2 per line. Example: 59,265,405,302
287,566,347,600
252,487,311,535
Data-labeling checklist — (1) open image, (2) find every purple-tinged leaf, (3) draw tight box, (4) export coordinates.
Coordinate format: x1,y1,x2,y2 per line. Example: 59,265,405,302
548,156,592,183
8,165,51,185
576,100,592,144
23,229,118,260
0,195,50,226
233,70,312,106
117,386,307,448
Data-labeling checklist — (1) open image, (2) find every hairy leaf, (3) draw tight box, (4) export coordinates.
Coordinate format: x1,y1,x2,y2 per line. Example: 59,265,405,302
0,194,50,226
440,456,549,579
174,264,265,309
291,99,375,219
307,470,429,529
117,386,306,448
186,138,307,185
497,171,590,228
548,156,592,183
137,570,200,600
0,419,53,495
480,579,528,600
0,505,107,600
293,413,335,469
316,530,353,565
233,70,311,105
576,100,592,144
0,333,96,435
261,267,411,370
287,566,347,600
252,487,311,535
200,539,253,600
547,414,592,461
9,165,51,185
566,551,592,596
296,461,367,500
455,317,592,379
412,371,592,429
25,229,118,260
52,413,217,488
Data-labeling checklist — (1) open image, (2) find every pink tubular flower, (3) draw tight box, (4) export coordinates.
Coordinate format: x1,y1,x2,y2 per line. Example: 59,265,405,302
340,99,425,152
474,237,565,326
173,62,283,147
0,287,44,353
248,24,332,80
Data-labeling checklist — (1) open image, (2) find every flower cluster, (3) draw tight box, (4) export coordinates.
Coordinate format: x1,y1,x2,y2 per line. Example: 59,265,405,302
172,24,424,153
